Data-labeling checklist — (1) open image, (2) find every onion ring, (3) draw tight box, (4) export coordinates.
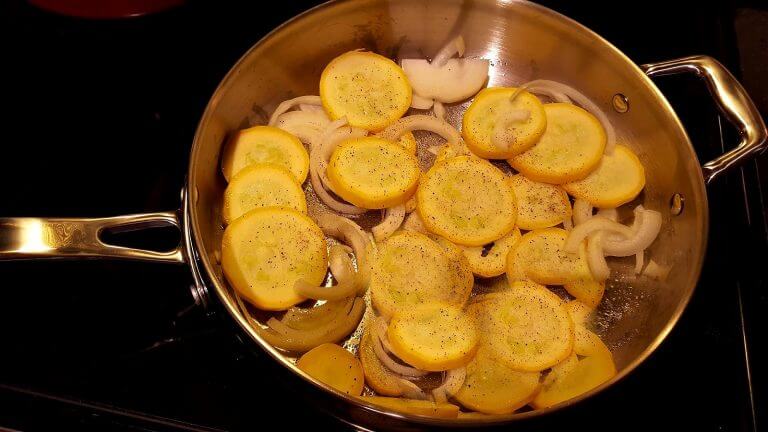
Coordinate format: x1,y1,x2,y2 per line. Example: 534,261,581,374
432,35,465,67
432,367,466,403
602,207,662,257
372,204,407,242
268,95,322,126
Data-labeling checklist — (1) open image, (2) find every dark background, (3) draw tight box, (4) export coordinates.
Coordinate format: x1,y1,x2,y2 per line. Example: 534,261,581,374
0,0,766,431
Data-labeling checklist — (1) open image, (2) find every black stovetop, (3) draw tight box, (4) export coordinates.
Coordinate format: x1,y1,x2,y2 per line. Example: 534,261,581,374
1,1,766,431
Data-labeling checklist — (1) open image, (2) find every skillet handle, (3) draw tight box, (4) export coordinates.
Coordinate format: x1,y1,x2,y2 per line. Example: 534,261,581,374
0,211,185,263
640,55,768,184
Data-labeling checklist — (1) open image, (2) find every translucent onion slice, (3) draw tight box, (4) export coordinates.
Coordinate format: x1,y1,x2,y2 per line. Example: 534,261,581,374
586,232,610,282
294,245,359,301
634,249,645,274
432,35,466,67
282,297,354,330
268,95,322,126
432,367,466,403
401,58,489,103
643,259,671,281
433,100,446,120
316,213,372,290
518,79,616,153
572,199,594,226
372,204,407,242
602,208,662,257
490,109,531,152
411,93,434,110
399,379,429,400
275,110,330,144
379,115,464,153
371,319,429,378
259,297,365,352
404,195,418,213
597,208,619,222
564,216,634,253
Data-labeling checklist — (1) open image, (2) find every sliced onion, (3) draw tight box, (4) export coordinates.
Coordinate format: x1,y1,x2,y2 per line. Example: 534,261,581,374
432,35,465,67
602,208,662,257
372,204,406,242
573,199,594,226
379,115,463,153
490,109,530,151
411,93,434,110
564,216,634,253
299,103,324,112
275,110,330,144
282,297,354,330
586,232,610,282
259,297,365,352
433,100,446,120
268,95,322,127
315,213,371,290
634,249,645,274
597,207,619,222
402,211,429,234
643,259,671,281
517,80,616,153
402,58,489,103
308,119,368,215
562,215,573,231
432,367,466,403
399,379,428,400
374,317,395,353
294,246,359,301
371,320,429,377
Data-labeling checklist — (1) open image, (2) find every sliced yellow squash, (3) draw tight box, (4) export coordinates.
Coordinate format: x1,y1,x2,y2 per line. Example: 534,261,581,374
359,326,404,396
297,343,364,396
222,163,307,224
417,156,517,246
221,125,309,183
320,51,412,131
462,87,547,159
327,136,420,209
509,174,571,230
563,145,646,208
506,228,592,285
388,302,479,371
475,281,574,372
454,350,541,414
360,396,459,418
531,331,616,409
221,208,327,310
565,300,594,328
564,276,605,308
460,228,522,278
370,231,473,318
509,103,606,184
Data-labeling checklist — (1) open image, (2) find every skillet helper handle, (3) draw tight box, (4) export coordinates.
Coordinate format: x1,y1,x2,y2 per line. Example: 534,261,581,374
641,55,768,184
0,212,185,263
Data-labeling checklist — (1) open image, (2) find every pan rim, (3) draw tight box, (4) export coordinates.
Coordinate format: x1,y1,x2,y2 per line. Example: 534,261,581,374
188,0,709,426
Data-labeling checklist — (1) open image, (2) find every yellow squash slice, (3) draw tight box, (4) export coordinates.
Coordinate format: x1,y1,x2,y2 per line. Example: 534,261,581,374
566,300,595,328
320,51,412,131
221,208,327,311
509,103,606,184
327,137,420,209
563,145,646,208
454,350,541,414
360,396,459,418
564,276,606,308
417,156,517,246
460,228,522,278
359,326,405,396
509,174,572,230
462,87,547,159
531,330,616,409
297,343,364,396
388,302,479,371
221,125,309,183
506,228,592,285
222,163,307,224
370,231,473,318
475,281,574,372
